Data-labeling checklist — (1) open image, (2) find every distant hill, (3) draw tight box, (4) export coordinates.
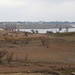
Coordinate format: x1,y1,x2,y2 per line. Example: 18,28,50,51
0,22,75,29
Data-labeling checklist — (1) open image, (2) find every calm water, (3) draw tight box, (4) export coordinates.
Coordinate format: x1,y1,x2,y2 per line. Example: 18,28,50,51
16,28,75,33
0,28,75,33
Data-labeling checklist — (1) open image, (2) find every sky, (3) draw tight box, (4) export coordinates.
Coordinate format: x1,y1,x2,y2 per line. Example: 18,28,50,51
0,0,75,22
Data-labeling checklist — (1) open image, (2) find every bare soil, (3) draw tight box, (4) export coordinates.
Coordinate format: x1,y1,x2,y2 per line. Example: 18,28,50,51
0,31,75,74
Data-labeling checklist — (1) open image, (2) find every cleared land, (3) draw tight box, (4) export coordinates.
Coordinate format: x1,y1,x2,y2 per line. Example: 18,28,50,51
0,31,75,74
0,73,52,75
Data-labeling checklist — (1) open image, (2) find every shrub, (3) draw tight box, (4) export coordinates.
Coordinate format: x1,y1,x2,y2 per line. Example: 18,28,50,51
6,52,14,63
0,50,7,63
39,36,49,48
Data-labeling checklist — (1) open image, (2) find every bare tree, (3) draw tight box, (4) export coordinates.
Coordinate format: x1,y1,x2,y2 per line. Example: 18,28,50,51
24,32,28,37
36,30,39,33
66,27,68,32
39,36,49,48
59,27,62,32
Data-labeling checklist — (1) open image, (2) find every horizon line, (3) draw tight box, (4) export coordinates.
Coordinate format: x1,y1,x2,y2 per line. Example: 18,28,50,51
0,21,75,22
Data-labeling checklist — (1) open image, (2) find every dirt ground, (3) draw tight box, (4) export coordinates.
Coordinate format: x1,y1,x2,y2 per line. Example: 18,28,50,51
0,31,75,73
0,73,51,75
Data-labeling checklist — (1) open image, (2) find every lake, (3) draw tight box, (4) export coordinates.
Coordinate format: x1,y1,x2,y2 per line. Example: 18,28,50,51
16,28,75,33
0,28,75,33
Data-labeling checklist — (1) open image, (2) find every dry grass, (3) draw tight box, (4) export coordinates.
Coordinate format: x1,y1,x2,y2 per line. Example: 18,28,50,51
0,73,51,75
0,31,75,73
0,31,75,63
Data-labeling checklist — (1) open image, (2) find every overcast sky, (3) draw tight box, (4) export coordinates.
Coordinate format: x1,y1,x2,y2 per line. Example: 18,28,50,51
0,0,75,22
